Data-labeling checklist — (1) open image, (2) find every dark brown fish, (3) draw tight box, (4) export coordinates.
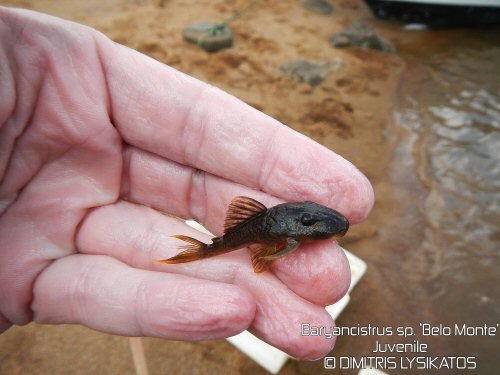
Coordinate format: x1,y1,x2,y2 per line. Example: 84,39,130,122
158,196,349,273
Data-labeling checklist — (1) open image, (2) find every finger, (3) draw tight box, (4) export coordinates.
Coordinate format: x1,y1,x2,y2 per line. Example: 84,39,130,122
79,200,349,307
31,254,256,341
123,148,351,305
77,201,341,359
99,40,373,223
122,146,281,232
272,241,351,306
123,146,363,239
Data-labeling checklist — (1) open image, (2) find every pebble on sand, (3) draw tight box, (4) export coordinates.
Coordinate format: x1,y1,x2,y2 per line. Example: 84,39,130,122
280,59,343,86
302,0,335,15
183,22,233,52
330,21,394,53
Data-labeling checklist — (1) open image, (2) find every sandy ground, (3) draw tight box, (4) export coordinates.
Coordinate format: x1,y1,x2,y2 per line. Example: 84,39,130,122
0,1,405,374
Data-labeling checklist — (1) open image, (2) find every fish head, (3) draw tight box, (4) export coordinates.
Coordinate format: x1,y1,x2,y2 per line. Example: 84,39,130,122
268,201,349,241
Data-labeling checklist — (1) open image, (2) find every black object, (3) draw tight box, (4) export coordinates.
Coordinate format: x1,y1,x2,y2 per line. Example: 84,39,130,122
364,0,500,27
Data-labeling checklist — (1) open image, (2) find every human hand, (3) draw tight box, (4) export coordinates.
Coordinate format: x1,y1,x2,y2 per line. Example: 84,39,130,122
0,7,373,360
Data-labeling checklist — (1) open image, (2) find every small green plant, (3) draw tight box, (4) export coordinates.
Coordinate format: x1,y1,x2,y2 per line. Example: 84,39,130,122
216,0,261,29
197,0,261,47
183,0,262,52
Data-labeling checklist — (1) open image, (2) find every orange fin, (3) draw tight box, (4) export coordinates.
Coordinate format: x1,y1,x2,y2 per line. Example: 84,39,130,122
224,196,267,234
251,246,277,273
261,238,300,261
157,235,207,264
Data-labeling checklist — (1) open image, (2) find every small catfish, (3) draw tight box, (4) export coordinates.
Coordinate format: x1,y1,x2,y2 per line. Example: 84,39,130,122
158,196,349,273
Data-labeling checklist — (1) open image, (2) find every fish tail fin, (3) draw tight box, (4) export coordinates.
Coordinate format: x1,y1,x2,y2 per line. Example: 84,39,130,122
157,235,208,264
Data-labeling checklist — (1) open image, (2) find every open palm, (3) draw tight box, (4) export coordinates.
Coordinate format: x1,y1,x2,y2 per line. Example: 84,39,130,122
0,7,373,360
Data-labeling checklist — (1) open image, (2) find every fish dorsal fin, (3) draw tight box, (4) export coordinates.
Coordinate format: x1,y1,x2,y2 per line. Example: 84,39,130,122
223,196,267,234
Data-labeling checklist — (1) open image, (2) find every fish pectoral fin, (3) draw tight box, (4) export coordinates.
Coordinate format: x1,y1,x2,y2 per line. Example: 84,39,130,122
261,238,300,261
251,245,277,273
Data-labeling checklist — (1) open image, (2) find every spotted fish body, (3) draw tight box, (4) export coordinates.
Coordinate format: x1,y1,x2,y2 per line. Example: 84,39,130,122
158,196,349,273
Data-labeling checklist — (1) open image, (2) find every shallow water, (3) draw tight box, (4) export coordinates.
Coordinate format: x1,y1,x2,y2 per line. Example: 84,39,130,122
396,28,500,306
393,28,500,373
328,27,500,375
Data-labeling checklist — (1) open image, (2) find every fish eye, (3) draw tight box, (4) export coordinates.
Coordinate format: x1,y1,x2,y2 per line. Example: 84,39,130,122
300,213,316,226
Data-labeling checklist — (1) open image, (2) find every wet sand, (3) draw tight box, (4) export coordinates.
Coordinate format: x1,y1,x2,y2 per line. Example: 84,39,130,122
1,1,498,374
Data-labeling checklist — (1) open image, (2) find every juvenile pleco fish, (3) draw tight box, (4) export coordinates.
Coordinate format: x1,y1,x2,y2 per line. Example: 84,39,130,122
158,196,349,273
